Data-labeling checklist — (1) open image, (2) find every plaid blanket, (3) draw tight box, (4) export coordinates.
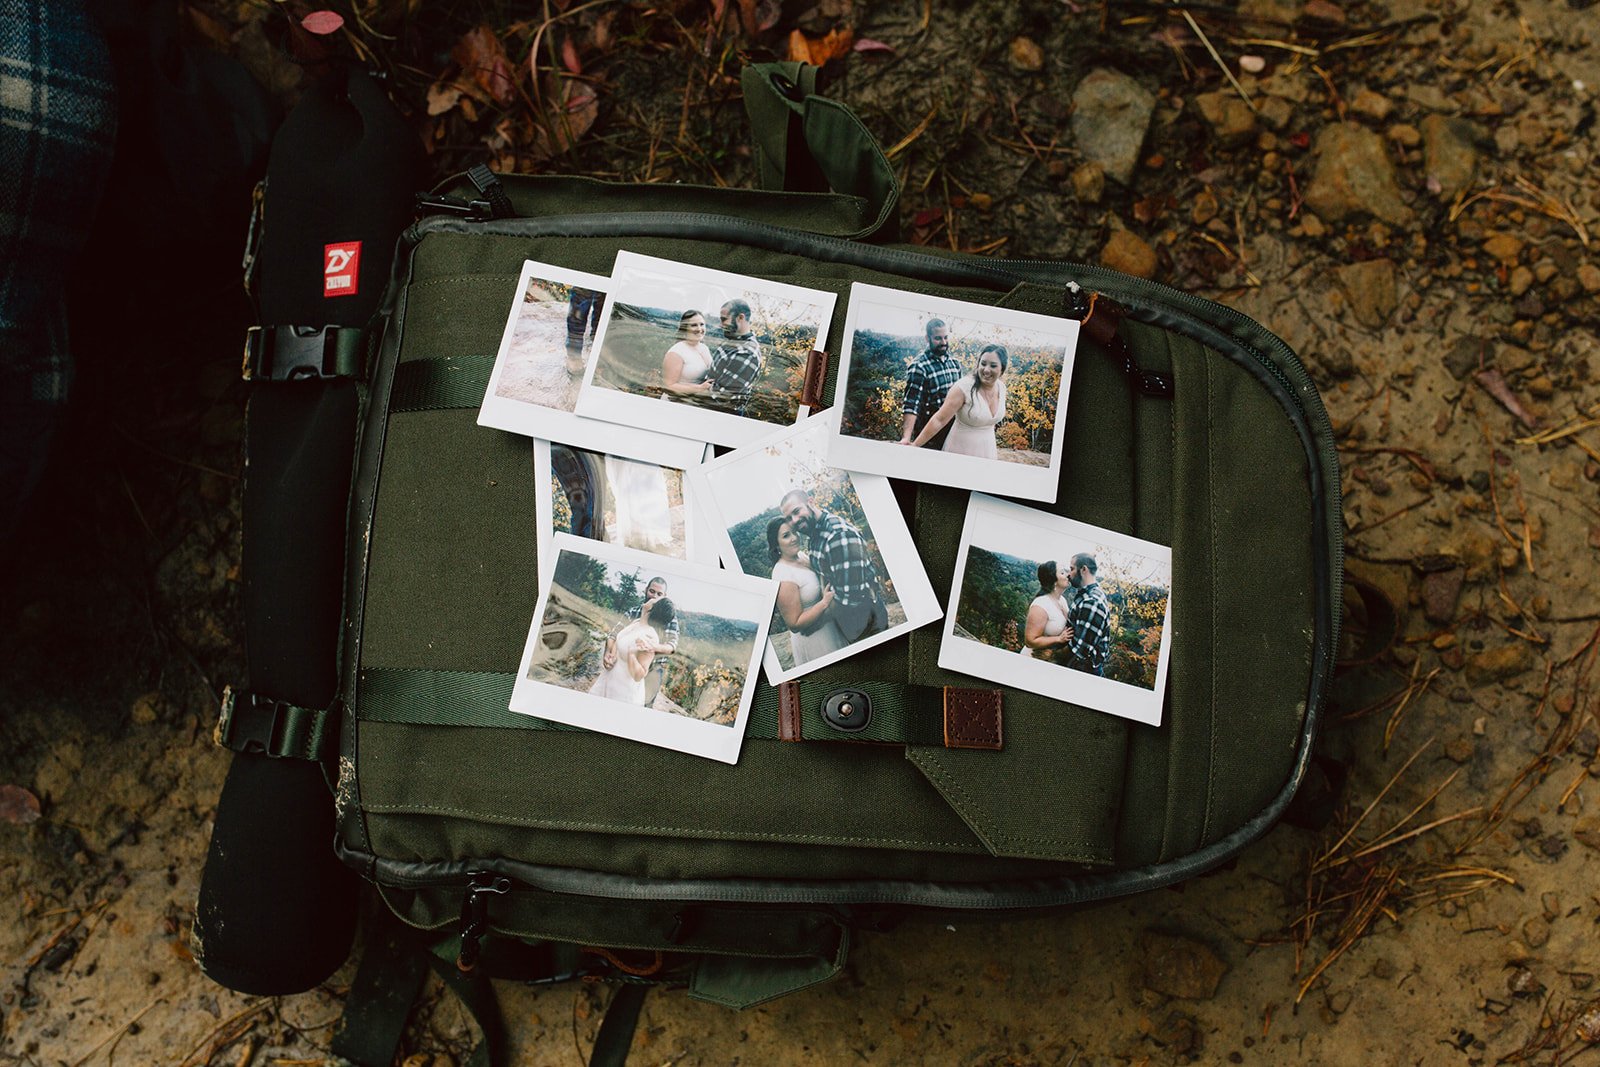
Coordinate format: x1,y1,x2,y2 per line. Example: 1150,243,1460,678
1,0,117,523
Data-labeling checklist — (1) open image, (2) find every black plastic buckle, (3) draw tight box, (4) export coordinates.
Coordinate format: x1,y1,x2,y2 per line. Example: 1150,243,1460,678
216,686,288,755
242,326,358,382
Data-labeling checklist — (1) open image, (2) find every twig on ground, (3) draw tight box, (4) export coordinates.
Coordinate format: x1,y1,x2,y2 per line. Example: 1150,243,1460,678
1173,4,1257,112
69,998,165,1067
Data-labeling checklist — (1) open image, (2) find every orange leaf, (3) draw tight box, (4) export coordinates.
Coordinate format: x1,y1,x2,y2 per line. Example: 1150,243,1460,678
560,35,582,75
787,28,855,66
451,25,516,107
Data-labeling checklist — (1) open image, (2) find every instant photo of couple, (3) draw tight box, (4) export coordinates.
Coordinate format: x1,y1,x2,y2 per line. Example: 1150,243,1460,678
691,414,942,683
832,282,1079,501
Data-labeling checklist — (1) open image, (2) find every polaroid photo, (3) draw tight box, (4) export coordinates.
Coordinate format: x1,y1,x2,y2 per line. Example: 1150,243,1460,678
534,440,716,587
829,282,1079,502
688,411,943,684
940,494,1173,726
510,534,776,764
574,251,838,448
478,260,706,468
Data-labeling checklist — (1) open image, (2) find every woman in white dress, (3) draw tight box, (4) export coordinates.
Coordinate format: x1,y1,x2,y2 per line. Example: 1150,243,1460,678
604,454,674,552
1022,559,1075,661
588,598,675,705
661,310,713,396
905,344,1008,458
766,516,848,664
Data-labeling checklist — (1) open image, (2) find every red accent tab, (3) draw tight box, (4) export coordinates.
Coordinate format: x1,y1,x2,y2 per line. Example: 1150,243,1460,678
323,241,361,298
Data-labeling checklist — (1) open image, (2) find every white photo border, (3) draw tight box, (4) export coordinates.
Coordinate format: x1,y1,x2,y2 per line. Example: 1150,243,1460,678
510,533,776,764
574,251,838,448
687,411,944,684
827,282,1078,502
477,259,707,468
938,494,1173,726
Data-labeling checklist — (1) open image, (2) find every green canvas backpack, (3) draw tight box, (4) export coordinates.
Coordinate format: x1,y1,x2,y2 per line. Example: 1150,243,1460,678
327,60,1341,1048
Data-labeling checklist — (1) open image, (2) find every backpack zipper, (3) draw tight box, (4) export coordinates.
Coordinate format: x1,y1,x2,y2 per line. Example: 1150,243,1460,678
456,871,511,972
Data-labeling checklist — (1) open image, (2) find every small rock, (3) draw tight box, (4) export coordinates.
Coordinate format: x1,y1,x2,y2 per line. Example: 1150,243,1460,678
1541,892,1560,920
1421,115,1483,200
1326,988,1352,1014
1578,264,1600,294
1482,232,1523,264
1258,96,1294,130
1507,966,1542,996
1509,265,1534,296
1192,187,1220,225
1072,69,1157,186
1574,725,1598,758
1534,260,1559,283
1444,738,1474,764
131,692,161,726
1464,643,1534,685
1421,567,1464,623
1194,90,1258,145
39,936,79,973
1300,212,1327,237
1372,958,1397,980
1101,228,1158,279
0,784,42,825
1350,88,1392,121
1387,123,1422,148
1072,161,1105,204
1239,55,1266,74
1526,375,1553,398
1149,1011,1202,1053
1523,917,1550,948
1335,258,1399,327
1009,36,1044,73
1141,932,1228,999
1540,835,1567,859
1305,123,1414,227
1574,817,1600,851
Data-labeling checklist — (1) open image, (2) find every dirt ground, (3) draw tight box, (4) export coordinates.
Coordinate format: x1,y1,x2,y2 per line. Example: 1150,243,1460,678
4,0,1600,1064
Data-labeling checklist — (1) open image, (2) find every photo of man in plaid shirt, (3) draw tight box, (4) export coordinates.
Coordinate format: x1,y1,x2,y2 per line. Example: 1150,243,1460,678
1064,553,1112,677
780,488,889,642
707,298,763,415
897,318,963,451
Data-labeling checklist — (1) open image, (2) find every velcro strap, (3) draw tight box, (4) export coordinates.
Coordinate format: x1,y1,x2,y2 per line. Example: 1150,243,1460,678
242,325,366,382
215,685,336,760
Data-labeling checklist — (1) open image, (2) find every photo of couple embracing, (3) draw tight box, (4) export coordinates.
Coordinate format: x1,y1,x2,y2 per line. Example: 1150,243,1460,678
765,488,889,665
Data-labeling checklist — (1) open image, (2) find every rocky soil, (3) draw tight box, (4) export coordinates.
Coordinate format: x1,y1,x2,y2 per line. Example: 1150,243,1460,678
4,0,1600,1064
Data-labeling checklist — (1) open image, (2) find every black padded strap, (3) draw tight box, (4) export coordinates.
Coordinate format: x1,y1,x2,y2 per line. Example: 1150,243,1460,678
590,984,650,1067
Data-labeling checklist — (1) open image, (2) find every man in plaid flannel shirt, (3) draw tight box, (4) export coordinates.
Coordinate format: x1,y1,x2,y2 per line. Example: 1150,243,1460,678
1064,553,1112,677
707,299,763,415
781,489,888,641
897,319,962,451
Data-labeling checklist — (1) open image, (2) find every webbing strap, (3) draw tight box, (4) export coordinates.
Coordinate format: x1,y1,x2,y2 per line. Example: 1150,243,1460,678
590,984,650,1067
215,686,336,760
356,667,995,748
388,353,496,413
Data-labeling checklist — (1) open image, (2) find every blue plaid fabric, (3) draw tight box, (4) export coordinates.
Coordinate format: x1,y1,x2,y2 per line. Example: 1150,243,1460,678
1066,581,1112,674
1,0,116,524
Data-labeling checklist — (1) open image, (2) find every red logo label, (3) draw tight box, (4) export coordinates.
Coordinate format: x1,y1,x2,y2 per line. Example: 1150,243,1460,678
323,241,361,297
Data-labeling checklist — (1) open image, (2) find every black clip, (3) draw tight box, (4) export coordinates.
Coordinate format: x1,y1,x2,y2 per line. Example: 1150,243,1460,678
216,686,287,755
242,325,363,382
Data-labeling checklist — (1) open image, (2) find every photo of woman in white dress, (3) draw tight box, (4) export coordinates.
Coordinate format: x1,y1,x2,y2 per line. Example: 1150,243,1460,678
660,309,713,397
904,344,1008,459
766,516,847,664
1021,559,1075,662
587,597,676,705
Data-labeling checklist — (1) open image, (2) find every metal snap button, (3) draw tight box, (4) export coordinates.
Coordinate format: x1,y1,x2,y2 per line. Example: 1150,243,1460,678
822,690,870,732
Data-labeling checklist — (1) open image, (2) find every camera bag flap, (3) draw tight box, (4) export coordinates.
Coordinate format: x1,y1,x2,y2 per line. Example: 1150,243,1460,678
331,63,1340,1004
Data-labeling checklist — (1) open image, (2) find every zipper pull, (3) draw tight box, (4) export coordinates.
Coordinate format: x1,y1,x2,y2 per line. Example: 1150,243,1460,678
466,163,514,219
1062,279,1091,320
456,872,511,973
415,193,495,220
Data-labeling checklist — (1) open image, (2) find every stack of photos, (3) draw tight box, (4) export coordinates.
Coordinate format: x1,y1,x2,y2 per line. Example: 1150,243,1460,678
534,440,714,585
477,247,1176,760
689,413,942,682
575,252,837,448
510,535,774,765
829,283,1078,501
478,260,706,467
940,495,1174,726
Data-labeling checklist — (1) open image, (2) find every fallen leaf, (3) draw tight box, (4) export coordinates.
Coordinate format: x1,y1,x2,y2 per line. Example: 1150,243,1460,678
854,37,895,54
590,12,616,51
560,35,582,75
426,81,465,117
0,784,41,825
452,25,516,107
300,10,344,35
788,27,855,66
528,75,599,161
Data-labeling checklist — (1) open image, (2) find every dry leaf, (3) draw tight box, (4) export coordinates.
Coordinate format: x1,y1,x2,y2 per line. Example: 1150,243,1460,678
528,75,599,162
452,25,516,107
560,36,582,75
853,37,895,54
787,28,855,66
426,81,465,116
301,10,345,35
1,785,41,825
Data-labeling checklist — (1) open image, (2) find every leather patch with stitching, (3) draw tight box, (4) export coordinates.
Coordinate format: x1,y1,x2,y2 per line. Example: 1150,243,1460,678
778,682,803,741
800,350,830,410
943,687,1002,750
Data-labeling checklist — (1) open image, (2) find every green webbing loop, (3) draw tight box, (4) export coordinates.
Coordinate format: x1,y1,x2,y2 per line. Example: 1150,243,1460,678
388,353,497,413
741,62,900,241
355,668,973,748
215,686,336,760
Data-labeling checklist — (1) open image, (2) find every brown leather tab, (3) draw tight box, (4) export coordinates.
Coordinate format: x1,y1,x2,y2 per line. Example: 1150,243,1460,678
800,349,830,410
1080,292,1124,350
778,681,804,741
943,687,1003,751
